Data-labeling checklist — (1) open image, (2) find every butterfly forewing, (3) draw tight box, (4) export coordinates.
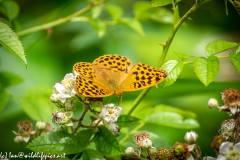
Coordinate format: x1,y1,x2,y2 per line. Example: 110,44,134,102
73,62,95,78
121,63,168,91
75,75,114,97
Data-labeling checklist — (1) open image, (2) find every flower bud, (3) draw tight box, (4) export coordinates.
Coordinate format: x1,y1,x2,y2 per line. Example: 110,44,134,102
36,121,47,131
184,131,198,144
14,136,24,144
208,98,219,109
124,147,136,156
148,147,157,156
141,139,152,150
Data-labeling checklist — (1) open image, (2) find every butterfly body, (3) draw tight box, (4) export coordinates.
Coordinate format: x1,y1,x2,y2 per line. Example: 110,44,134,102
73,55,167,98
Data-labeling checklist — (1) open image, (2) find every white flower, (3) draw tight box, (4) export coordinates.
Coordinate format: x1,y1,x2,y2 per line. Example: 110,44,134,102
51,73,76,104
216,142,240,160
51,111,73,126
99,103,122,123
184,131,198,144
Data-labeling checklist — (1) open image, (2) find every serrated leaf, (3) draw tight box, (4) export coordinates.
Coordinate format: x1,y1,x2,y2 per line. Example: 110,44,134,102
0,89,9,112
193,56,219,86
105,4,123,20
0,71,23,88
27,131,84,155
81,149,105,160
119,18,144,36
90,19,106,38
93,126,121,156
205,40,238,56
150,0,172,7
229,53,240,74
116,115,140,128
0,0,19,20
160,60,183,87
145,105,199,129
0,21,27,66
19,86,57,122
75,129,95,146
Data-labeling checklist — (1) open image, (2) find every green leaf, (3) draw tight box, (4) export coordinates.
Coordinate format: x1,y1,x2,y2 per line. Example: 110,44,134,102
160,60,183,87
133,1,150,18
90,19,106,38
193,56,219,86
0,89,9,112
233,0,240,15
0,21,27,66
19,86,57,122
0,71,23,88
145,105,199,129
75,129,95,146
229,53,240,74
93,126,121,156
27,131,84,155
91,5,102,19
205,40,238,56
105,4,123,20
81,149,105,160
150,0,172,7
0,0,19,20
116,115,140,128
119,18,144,36
235,44,240,54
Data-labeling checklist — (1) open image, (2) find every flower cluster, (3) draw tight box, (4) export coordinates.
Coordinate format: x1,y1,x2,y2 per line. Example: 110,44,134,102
50,73,76,111
122,131,199,160
13,120,50,145
208,88,240,160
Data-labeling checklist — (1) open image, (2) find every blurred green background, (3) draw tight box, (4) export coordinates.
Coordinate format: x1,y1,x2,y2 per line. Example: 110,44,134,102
0,0,240,158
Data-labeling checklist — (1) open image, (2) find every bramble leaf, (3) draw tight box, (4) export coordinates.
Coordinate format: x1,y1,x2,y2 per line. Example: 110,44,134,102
145,105,199,129
0,21,27,66
205,40,238,56
229,53,240,74
81,149,105,160
193,56,219,86
116,115,140,127
160,60,183,87
27,131,85,155
93,126,121,156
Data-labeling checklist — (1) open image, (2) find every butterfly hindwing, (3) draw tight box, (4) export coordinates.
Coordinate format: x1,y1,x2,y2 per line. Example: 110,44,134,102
75,75,114,97
121,63,168,91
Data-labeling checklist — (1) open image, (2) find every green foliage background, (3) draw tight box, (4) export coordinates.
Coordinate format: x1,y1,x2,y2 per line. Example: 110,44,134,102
0,0,240,158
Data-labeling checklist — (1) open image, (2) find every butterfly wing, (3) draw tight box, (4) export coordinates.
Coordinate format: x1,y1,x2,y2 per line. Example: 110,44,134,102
121,63,168,91
74,75,115,97
73,62,95,78
92,55,132,84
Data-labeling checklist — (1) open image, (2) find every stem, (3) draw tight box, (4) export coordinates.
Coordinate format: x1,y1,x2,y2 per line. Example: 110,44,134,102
127,1,210,116
16,0,107,37
72,104,89,134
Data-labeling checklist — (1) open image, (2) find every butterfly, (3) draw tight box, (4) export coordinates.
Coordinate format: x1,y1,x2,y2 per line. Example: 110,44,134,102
73,55,167,98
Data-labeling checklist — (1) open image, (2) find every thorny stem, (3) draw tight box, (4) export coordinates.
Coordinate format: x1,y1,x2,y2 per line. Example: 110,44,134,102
127,0,214,116
16,0,107,37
